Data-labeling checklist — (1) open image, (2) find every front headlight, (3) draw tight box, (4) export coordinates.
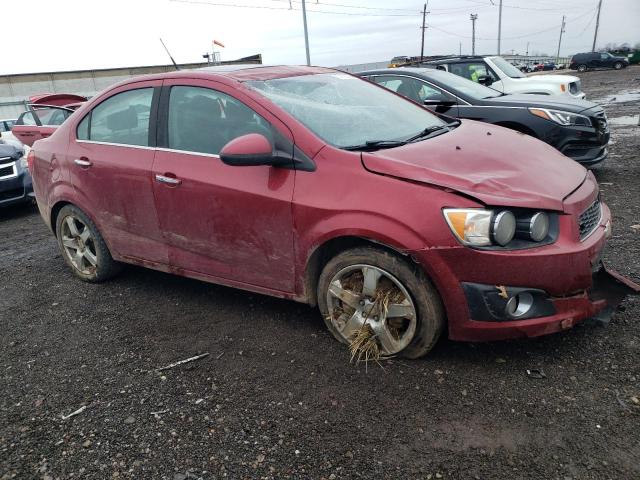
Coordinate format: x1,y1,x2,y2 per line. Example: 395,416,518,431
443,209,516,247
529,108,591,127
444,208,553,248
19,155,28,169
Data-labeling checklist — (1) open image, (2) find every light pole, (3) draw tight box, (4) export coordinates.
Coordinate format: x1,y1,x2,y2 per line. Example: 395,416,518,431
497,0,503,55
301,0,311,65
556,15,565,64
470,14,478,55
592,0,603,51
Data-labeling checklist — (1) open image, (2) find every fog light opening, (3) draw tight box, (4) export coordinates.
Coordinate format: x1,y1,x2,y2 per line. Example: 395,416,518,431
505,292,535,318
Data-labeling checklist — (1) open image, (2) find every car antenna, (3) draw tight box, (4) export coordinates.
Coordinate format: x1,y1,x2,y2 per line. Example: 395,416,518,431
160,38,180,71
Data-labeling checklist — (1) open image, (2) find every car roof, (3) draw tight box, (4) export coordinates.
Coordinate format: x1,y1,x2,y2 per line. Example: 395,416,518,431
422,55,486,64
357,67,448,79
112,64,336,87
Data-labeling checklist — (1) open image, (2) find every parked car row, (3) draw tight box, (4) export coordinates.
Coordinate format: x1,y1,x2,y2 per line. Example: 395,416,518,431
24,64,639,359
413,56,585,99
357,67,609,167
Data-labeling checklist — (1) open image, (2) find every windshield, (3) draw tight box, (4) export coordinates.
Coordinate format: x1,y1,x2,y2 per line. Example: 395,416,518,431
427,70,502,99
489,56,526,79
246,72,446,149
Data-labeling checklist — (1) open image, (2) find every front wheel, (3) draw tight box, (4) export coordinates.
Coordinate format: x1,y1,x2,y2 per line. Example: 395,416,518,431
613,62,623,70
317,247,445,359
55,205,121,282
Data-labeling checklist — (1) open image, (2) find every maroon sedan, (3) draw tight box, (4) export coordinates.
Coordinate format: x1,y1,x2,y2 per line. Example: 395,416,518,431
27,65,638,358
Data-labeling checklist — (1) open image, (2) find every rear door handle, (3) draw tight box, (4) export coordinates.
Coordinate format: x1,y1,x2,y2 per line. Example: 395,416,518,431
155,174,181,186
74,158,92,167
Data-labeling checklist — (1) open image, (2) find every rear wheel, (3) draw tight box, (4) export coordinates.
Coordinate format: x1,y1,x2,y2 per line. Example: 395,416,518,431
613,62,623,70
577,64,587,72
317,247,445,359
55,205,121,282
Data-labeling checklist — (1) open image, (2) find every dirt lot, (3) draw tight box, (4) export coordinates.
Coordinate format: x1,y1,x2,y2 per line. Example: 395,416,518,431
1,66,639,480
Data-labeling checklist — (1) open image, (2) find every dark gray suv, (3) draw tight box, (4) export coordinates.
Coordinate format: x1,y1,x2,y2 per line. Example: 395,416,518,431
570,52,629,72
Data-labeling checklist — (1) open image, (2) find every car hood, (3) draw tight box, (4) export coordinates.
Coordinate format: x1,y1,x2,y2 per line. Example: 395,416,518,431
514,74,579,85
361,120,586,211
484,93,598,113
0,143,23,160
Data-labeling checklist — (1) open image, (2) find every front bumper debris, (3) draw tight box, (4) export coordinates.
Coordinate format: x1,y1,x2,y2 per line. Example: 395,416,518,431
457,263,639,341
585,264,640,326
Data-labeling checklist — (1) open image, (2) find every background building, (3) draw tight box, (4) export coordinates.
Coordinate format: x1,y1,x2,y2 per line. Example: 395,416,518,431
0,55,262,119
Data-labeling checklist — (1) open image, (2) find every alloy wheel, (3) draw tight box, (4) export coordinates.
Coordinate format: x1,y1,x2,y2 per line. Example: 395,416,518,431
60,215,98,275
326,264,417,356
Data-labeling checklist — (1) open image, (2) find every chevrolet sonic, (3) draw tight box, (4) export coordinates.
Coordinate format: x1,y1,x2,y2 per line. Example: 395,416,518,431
28,65,638,358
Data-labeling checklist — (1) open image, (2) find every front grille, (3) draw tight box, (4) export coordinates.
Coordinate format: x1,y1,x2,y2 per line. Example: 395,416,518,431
569,80,581,95
578,199,602,240
0,156,14,165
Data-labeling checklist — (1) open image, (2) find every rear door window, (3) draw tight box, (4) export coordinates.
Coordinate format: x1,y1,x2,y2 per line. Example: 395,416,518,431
17,111,37,126
81,88,154,147
167,86,272,156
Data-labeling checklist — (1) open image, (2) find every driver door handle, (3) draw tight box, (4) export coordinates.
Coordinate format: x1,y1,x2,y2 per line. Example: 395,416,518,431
74,158,92,167
155,174,182,186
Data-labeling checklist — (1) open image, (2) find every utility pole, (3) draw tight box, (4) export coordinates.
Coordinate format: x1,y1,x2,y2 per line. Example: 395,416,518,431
497,0,503,55
301,0,311,65
470,14,478,55
420,2,429,61
459,41,462,56
592,0,603,51
556,15,565,64
526,41,529,57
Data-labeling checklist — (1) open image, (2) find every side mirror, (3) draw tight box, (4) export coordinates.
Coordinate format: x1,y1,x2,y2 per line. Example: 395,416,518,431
477,75,493,86
219,133,275,167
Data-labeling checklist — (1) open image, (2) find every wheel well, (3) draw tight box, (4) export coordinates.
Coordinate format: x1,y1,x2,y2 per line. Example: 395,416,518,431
50,201,71,237
303,236,411,306
494,121,537,138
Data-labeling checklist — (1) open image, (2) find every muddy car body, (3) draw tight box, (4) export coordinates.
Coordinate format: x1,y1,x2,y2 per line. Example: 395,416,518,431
28,65,638,358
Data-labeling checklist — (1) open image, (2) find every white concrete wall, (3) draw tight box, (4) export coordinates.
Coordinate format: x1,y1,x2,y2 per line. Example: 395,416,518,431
0,62,208,119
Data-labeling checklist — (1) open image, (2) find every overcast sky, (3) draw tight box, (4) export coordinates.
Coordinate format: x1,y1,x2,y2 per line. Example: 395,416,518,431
2,0,638,75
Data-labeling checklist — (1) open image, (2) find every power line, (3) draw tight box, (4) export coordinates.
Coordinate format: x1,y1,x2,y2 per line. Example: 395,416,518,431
170,0,421,16
269,0,420,12
429,7,597,41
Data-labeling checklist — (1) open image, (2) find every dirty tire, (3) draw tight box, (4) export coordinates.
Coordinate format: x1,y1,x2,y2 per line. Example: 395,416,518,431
317,247,445,359
55,205,121,283
613,62,623,70
577,64,587,72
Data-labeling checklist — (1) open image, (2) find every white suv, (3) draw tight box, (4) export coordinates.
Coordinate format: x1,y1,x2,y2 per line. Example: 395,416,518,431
424,56,585,99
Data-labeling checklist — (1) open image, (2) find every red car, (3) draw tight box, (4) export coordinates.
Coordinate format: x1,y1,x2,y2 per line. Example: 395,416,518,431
12,94,87,147
28,65,638,358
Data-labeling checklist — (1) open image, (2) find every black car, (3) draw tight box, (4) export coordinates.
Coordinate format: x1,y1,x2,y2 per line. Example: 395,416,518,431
357,68,609,167
570,52,629,72
0,143,33,207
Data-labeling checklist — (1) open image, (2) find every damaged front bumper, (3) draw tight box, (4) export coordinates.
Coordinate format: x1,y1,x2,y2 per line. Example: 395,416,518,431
458,263,639,341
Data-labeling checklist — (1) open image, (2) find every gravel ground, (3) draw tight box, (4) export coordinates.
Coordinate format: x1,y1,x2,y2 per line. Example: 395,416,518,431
1,66,639,480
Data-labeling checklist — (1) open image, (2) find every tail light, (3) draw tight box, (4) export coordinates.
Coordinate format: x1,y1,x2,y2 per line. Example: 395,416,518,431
27,150,35,172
